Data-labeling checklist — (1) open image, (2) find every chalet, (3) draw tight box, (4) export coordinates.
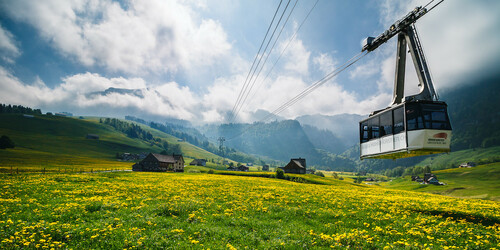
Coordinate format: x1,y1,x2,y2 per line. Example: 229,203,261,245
237,165,249,172
423,173,436,183
459,162,476,168
365,177,375,182
132,153,184,172
411,175,424,182
283,158,306,174
262,165,270,171
427,177,440,185
423,173,443,185
86,134,99,140
227,166,236,171
189,159,207,166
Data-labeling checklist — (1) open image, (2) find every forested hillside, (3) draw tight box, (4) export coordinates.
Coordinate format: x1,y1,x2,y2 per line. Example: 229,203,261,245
201,120,357,171
443,75,500,150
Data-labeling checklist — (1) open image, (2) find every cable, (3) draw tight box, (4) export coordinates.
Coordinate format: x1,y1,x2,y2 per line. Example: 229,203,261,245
227,0,284,123
263,52,368,120
427,0,444,12
229,0,292,123
232,0,299,122
242,0,320,114
227,51,368,140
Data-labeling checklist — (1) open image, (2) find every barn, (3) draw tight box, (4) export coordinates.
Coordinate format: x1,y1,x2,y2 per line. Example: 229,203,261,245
133,153,184,172
283,158,306,174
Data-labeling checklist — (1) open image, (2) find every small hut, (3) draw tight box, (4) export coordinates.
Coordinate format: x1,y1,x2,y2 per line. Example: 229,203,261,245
133,153,184,172
283,158,306,174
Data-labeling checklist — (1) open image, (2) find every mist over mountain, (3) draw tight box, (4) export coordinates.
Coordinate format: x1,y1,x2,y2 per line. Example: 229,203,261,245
296,113,366,148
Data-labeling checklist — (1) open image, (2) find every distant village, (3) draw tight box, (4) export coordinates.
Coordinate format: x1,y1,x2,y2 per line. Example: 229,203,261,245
129,150,314,175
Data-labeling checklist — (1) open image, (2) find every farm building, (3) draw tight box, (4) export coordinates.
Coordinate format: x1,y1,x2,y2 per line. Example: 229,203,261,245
237,165,249,172
283,158,306,174
86,134,99,140
262,165,270,171
459,162,476,168
189,159,207,166
132,153,184,172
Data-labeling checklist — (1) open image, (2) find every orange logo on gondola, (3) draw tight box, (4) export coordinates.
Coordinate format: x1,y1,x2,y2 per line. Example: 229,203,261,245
433,133,448,139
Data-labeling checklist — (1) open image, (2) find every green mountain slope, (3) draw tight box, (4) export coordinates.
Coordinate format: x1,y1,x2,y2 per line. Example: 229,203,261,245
382,163,500,201
0,114,224,171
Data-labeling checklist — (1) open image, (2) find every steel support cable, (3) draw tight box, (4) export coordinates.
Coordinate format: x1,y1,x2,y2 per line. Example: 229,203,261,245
263,52,368,119
227,51,368,141
228,0,284,123
262,0,444,120
229,0,292,123
242,0,319,113
426,0,444,13
232,0,299,121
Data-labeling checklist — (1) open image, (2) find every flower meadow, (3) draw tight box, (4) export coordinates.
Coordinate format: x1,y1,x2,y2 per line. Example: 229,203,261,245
0,172,499,249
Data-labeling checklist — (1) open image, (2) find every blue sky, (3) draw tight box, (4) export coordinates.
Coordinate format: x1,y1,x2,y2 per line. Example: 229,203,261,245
0,0,499,124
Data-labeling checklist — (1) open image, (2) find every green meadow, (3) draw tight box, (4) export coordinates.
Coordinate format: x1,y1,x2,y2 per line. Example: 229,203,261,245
0,114,225,172
1,172,499,249
383,163,500,201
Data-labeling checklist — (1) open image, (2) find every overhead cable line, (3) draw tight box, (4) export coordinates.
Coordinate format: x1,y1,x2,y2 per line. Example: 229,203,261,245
227,51,369,141
260,52,368,121
231,0,300,122
229,0,293,123
244,0,320,110
227,0,284,123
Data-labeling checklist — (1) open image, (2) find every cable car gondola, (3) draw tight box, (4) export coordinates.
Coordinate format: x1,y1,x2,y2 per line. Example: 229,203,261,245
359,5,452,160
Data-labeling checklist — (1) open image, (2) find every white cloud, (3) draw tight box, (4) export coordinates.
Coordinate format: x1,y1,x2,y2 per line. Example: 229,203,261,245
282,39,310,76
313,53,336,75
0,0,232,75
0,24,21,63
378,0,500,92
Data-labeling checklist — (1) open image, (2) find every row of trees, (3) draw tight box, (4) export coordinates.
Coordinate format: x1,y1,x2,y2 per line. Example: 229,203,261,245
384,165,431,177
100,118,181,155
0,104,42,115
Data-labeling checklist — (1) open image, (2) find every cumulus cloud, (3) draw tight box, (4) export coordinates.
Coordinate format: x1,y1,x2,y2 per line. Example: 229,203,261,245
281,39,310,76
377,0,500,92
313,53,336,75
2,0,497,123
0,24,21,63
0,0,232,75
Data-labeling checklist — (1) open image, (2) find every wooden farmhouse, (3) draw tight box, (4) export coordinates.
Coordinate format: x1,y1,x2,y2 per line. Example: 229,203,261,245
283,158,306,174
262,165,270,171
133,153,184,172
237,165,249,172
189,159,207,166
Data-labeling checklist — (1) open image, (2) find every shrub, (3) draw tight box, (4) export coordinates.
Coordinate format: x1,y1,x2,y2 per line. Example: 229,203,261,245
0,135,14,149
315,171,325,177
276,168,285,179
207,169,215,174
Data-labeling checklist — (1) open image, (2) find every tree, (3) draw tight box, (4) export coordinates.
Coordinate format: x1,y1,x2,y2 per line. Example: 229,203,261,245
171,144,182,154
0,135,15,149
423,165,431,174
276,168,285,179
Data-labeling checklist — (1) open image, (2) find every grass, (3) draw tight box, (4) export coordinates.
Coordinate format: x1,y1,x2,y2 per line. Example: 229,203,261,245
0,172,498,249
0,114,227,172
416,146,500,169
382,163,500,201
